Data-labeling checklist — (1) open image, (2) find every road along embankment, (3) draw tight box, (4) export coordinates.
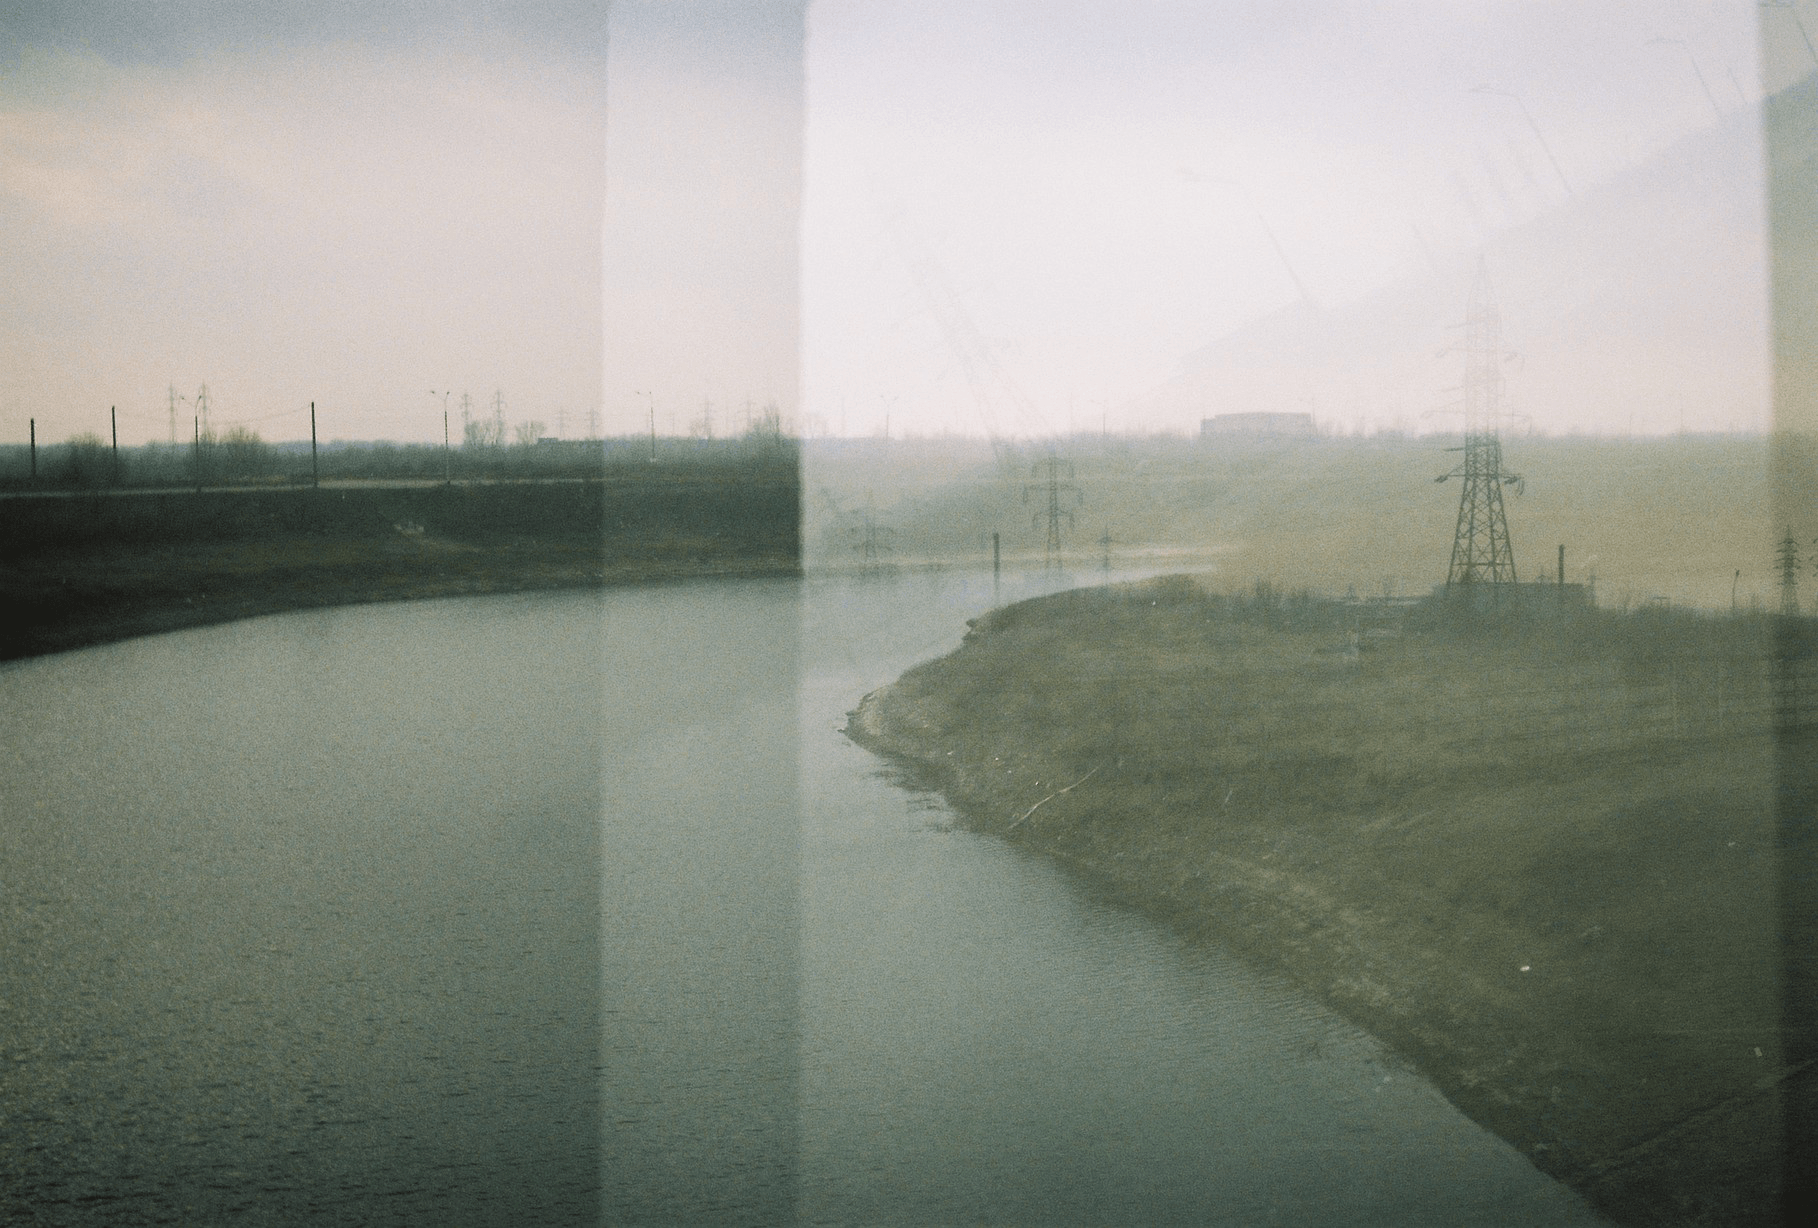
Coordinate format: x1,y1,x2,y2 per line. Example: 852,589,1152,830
0,470,799,660
845,576,1810,1227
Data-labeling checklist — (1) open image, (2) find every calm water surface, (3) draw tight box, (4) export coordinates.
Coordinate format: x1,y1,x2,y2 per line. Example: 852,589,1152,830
1,592,604,1225
1,575,1611,1224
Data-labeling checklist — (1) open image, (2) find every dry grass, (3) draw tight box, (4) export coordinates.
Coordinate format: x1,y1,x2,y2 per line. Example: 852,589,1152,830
850,576,1804,1226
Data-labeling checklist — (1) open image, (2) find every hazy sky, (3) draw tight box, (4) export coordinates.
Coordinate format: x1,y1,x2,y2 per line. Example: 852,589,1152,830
3,2,1804,445
604,0,805,443
1,3,605,446
800,0,1783,440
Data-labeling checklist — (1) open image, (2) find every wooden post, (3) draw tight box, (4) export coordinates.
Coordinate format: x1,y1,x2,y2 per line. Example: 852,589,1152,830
310,402,319,488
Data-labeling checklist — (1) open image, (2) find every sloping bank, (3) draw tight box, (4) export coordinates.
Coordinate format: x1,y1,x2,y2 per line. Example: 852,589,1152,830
0,470,799,661
845,575,1806,1228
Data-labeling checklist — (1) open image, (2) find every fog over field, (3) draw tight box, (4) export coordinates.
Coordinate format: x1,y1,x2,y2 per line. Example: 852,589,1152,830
805,432,1792,615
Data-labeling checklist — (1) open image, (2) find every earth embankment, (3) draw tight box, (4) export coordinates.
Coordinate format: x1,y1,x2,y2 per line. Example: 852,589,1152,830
846,575,1814,1227
0,469,799,660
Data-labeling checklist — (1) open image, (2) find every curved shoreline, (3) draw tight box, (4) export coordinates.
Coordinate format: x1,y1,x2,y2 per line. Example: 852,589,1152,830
845,579,1801,1227
0,544,798,664
0,474,800,663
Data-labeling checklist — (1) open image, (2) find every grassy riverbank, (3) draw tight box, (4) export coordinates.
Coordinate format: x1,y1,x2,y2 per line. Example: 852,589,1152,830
0,467,798,660
847,576,1814,1227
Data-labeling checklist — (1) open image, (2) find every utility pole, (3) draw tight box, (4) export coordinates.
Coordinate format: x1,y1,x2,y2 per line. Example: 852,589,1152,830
1438,258,1520,590
310,402,319,489
1099,523,1114,580
879,395,896,445
431,391,451,485
28,418,35,481
638,391,657,462
1023,453,1082,572
168,386,179,446
193,414,201,492
992,531,1001,598
111,406,119,485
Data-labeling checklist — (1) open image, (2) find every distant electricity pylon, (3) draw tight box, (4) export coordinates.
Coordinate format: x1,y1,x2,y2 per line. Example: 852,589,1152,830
1024,454,1082,571
818,486,896,570
1437,259,1521,587
851,502,896,566
1778,528,1801,616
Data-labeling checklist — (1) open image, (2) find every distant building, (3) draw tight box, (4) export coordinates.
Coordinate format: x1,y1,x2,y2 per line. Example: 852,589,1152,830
1200,412,1318,439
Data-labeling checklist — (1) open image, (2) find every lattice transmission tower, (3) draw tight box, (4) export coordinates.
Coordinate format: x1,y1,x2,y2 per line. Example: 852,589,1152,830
849,492,895,567
1023,454,1082,571
1438,259,1521,587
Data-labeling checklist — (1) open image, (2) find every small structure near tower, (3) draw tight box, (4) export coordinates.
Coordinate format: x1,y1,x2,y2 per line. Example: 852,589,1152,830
1436,259,1522,590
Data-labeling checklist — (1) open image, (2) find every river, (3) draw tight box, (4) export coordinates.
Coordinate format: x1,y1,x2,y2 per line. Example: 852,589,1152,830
0,573,1609,1224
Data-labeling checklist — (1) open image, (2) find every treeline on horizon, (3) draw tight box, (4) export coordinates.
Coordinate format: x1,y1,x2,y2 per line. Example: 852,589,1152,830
0,428,798,490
